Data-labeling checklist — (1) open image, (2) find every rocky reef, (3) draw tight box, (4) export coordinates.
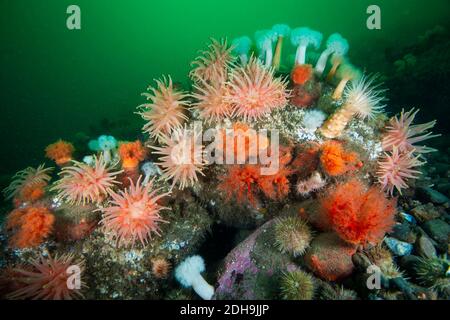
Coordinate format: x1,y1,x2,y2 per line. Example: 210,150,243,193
0,24,448,300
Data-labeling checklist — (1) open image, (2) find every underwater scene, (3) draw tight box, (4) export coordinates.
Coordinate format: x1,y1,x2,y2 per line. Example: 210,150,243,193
0,0,449,304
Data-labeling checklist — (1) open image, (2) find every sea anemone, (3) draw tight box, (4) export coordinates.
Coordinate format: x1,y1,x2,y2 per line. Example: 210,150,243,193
118,140,148,171
191,79,233,123
301,109,326,132
3,164,53,202
280,270,315,300
296,171,327,196
7,253,86,300
151,257,172,279
320,75,386,138
326,54,346,82
255,29,277,67
274,216,312,257
152,127,205,190
6,206,55,248
331,63,361,100
291,64,313,85
45,140,75,166
138,76,190,141
320,140,359,176
315,33,349,76
377,146,424,196
100,177,170,248
190,38,234,84
231,36,252,65
320,179,397,245
141,161,161,186
271,24,291,70
382,108,440,154
226,57,289,121
97,135,117,164
52,155,122,205
290,27,323,65
175,255,214,300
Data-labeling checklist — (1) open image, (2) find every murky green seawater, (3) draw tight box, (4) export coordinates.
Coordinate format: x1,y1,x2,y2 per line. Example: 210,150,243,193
0,0,449,179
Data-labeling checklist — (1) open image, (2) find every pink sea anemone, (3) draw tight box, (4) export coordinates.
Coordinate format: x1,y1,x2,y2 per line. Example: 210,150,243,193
3,164,53,201
7,253,86,300
153,127,205,190
52,155,122,205
190,38,234,84
226,57,289,121
382,108,440,154
377,146,424,196
138,76,190,141
100,177,170,247
191,80,233,123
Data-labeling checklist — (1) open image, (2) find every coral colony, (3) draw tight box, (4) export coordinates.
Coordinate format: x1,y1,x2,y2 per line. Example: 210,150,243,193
1,24,446,301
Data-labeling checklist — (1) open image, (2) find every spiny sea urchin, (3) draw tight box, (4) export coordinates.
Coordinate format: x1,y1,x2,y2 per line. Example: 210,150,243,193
280,270,315,300
274,216,312,257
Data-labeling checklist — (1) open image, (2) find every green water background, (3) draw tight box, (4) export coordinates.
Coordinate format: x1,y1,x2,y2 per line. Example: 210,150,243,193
0,0,449,180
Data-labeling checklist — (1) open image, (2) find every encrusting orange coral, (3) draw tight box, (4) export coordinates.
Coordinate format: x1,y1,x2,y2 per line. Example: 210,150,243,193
319,140,359,176
6,206,55,248
118,140,148,171
45,140,75,166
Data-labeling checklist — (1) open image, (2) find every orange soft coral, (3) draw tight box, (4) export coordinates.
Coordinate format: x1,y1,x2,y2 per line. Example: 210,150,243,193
291,143,321,179
257,166,292,201
18,181,46,202
319,179,397,245
218,123,269,162
6,207,55,248
291,64,313,85
319,140,359,176
219,162,292,206
118,140,148,170
45,140,75,166
219,164,261,206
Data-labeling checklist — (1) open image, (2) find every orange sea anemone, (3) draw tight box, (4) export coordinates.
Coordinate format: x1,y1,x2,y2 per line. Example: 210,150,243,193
6,206,55,248
190,38,234,84
320,141,359,176
100,177,170,248
45,140,75,166
319,179,397,245
191,80,233,123
118,140,148,170
291,64,313,85
3,164,53,203
7,253,86,300
226,57,289,121
151,257,172,279
153,127,205,190
52,155,122,205
138,76,190,141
